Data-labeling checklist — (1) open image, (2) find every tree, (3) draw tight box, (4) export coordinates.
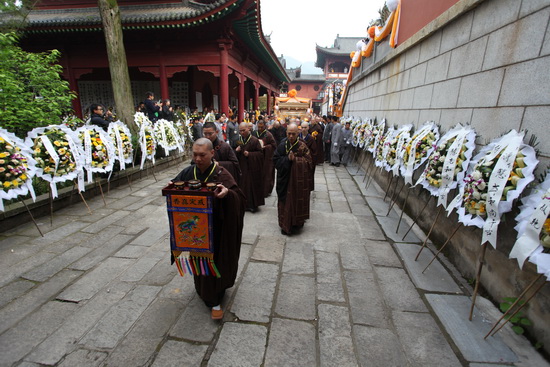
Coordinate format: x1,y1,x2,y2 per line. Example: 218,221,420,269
97,0,137,135
0,32,76,137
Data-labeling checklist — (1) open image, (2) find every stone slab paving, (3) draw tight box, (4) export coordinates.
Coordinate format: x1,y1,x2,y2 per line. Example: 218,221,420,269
426,294,518,363
0,161,545,367
395,243,463,293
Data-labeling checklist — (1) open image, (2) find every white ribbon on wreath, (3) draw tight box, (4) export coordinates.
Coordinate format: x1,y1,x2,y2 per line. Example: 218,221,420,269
107,121,133,171
415,124,476,206
448,130,538,248
389,124,413,175
76,125,116,183
139,120,156,170
0,129,38,212
368,119,386,154
154,119,183,157
25,125,85,198
374,126,397,168
510,171,550,269
401,122,439,185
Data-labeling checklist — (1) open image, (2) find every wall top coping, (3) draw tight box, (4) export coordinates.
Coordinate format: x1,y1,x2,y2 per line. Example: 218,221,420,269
349,0,486,88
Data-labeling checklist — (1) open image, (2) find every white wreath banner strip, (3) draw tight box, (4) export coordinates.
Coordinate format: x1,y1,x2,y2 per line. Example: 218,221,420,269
0,129,38,212
25,125,85,198
510,172,550,269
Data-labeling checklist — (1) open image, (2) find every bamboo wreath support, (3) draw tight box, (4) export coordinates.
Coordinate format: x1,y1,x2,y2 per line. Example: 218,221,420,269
414,206,448,262
469,242,489,321
19,198,44,237
402,196,432,240
383,174,394,202
421,217,461,271
96,178,107,206
363,155,374,183
396,187,412,233
484,274,545,339
386,181,405,216
489,280,546,337
356,150,368,175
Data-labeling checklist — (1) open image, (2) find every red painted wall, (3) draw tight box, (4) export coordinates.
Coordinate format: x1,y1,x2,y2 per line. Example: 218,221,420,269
288,82,323,101
398,0,460,44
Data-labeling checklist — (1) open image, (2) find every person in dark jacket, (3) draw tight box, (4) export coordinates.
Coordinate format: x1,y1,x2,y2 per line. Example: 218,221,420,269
89,103,112,131
144,91,161,122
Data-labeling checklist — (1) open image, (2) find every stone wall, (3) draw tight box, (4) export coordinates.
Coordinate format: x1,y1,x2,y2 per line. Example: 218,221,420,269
344,0,550,353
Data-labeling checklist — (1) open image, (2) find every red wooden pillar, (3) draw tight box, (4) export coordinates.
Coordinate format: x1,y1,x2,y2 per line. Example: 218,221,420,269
238,73,245,122
219,42,231,115
253,82,259,111
266,90,271,115
160,63,169,100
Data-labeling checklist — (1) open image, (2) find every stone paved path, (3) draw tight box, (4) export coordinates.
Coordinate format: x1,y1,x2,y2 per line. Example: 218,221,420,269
0,161,546,366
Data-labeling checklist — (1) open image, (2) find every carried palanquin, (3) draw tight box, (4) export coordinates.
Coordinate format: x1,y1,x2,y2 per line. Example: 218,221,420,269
162,181,221,277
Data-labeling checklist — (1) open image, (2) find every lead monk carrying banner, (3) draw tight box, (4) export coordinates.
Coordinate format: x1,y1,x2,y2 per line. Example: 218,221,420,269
170,138,245,319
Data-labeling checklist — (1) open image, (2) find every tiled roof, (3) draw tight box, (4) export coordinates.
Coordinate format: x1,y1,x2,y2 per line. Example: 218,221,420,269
3,0,239,31
315,35,364,68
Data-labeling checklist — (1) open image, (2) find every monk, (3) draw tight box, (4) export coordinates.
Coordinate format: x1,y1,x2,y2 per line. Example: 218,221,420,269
171,138,245,319
273,124,313,235
202,121,241,184
309,117,325,165
300,122,317,192
252,120,277,197
235,122,265,212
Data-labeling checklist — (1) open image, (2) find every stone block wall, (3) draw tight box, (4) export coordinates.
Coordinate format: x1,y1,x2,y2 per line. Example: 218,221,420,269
344,0,550,353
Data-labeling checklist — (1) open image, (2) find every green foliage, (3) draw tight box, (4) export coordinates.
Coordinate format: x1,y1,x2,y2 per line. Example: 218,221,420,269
499,297,531,335
0,32,76,138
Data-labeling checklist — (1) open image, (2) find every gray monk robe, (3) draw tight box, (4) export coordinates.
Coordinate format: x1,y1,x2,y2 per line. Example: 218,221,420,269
273,138,313,234
253,129,277,197
236,135,265,210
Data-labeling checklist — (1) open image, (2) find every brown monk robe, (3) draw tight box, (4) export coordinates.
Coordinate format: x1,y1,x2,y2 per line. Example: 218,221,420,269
171,138,245,319
273,124,313,235
201,121,241,184
252,120,277,197
300,122,317,192
235,122,265,212
309,117,325,165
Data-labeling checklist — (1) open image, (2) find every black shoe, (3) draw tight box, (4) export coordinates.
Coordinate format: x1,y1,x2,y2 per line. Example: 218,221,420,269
281,229,291,236
335,163,340,167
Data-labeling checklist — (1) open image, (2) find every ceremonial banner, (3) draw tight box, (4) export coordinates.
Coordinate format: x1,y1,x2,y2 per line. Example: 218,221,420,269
163,183,220,277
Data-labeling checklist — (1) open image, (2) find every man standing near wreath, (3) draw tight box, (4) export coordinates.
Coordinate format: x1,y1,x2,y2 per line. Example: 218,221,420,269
171,138,245,320
273,123,313,235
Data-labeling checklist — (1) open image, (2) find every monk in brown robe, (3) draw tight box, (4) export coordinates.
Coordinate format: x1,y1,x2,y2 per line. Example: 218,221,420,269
171,138,245,319
273,124,313,235
300,122,316,192
202,121,241,184
236,122,265,212
252,120,277,197
310,117,325,165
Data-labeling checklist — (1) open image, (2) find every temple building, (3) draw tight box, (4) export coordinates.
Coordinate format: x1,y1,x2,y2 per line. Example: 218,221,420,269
7,0,288,118
315,35,363,115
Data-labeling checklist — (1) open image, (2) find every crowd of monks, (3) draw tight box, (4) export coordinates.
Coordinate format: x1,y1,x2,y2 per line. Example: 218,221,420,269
192,113,352,235
172,113,351,319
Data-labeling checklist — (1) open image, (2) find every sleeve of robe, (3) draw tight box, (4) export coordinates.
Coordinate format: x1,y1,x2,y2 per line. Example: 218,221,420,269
239,137,264,174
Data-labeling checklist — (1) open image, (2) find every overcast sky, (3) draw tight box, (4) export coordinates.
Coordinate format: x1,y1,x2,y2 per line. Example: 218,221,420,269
260,0,382,65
